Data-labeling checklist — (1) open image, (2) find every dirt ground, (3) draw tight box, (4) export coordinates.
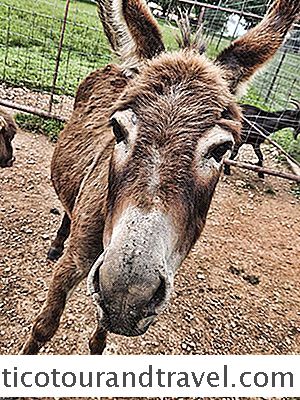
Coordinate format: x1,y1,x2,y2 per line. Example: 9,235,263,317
0,123,300,399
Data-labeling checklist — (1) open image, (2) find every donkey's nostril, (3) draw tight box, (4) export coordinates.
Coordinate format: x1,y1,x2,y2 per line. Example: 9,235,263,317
3,157,15,167
136,315,156,332
6,157,15,167
147,276,166,314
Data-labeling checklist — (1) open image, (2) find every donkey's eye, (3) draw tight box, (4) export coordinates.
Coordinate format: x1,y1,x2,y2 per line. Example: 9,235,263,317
110,118,127,144
221,109,231,119
207,141,233,163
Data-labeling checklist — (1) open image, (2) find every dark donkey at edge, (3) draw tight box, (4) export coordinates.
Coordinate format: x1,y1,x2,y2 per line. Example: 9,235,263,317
0,108,17,168
22,0,300,354
224,101,300,178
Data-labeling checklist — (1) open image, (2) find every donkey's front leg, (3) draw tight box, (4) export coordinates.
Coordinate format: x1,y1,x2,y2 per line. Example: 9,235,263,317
21,254,87,354
89,323,107,355
224,145,240,175
47,212,71,261
253,144,265,179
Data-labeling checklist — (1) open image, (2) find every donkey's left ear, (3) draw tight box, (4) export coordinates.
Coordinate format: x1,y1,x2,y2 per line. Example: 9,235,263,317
216,0,300,94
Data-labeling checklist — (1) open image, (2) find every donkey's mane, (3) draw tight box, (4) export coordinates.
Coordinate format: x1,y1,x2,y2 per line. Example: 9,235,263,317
176,13,206,55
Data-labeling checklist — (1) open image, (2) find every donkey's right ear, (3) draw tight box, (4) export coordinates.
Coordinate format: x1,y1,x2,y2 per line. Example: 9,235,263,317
96,0,165,71
216,0,300,94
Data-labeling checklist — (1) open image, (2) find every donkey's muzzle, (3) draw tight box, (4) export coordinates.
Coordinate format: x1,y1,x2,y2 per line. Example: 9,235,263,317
87,254,167,336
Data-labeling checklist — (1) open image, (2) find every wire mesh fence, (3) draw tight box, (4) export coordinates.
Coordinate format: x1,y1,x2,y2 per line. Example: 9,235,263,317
0,0,299,167
0,0,111,119
174,0,300,109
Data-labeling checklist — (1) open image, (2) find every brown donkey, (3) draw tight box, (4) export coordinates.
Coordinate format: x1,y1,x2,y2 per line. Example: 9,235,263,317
22,0,300,354
0,108,17,168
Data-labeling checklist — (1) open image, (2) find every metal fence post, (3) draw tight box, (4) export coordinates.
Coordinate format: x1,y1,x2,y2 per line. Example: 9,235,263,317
48,0,71,114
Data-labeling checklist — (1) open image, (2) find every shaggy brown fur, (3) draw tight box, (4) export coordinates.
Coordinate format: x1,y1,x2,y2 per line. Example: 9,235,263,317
22,0,299,354
51,65,128,214
0,108,17,168
105,53,241,254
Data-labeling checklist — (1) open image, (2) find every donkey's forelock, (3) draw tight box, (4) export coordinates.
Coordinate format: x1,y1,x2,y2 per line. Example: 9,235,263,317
176,12,206,55
112,51,240,126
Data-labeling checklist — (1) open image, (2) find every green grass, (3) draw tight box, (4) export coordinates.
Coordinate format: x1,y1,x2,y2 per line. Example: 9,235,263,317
241,84,300,165
0,1,181,95
0,0,111,95
204,34,231,58
15,113,64,142
254,52,300,109
158,20,179,51
272,129,300,163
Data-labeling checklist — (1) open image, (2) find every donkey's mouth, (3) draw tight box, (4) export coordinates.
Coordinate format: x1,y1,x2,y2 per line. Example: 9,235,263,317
99,310,156,337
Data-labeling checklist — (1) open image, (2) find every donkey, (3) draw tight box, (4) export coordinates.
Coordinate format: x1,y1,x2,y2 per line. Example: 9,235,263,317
22,0,300,355
0,108,17,168
224,101,300,178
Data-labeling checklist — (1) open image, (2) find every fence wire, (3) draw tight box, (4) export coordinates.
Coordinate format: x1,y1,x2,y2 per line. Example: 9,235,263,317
0,0,111,119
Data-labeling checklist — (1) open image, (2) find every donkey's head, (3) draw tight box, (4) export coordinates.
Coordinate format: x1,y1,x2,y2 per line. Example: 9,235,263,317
0,111,17,168
88,0,300,336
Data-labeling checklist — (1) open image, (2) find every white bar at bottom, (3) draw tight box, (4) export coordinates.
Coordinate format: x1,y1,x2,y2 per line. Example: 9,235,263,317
0,355,299,397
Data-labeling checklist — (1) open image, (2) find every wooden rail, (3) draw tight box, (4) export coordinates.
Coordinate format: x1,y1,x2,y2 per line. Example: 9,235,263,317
0,99,67,122
224,159,300,183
